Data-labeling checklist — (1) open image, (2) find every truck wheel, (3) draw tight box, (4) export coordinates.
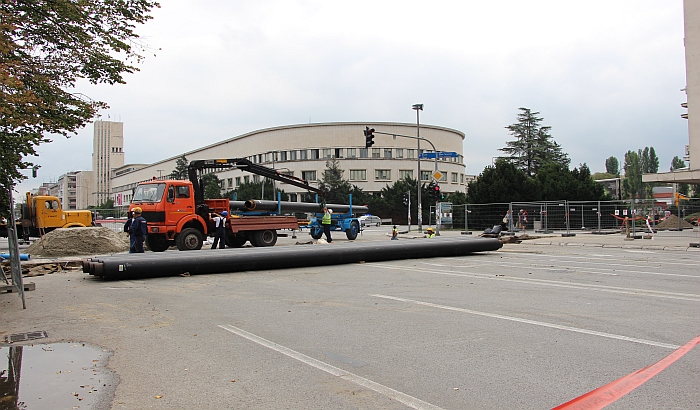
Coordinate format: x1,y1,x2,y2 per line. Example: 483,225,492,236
345,221,360,240
310,228,323,240
251,230,277,247
146,234,169,252
226,232,247,248
176,228,203,251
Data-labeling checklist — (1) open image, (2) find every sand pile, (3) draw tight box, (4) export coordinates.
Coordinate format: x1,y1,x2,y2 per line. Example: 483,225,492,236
655,214,695,230
26,227,130,257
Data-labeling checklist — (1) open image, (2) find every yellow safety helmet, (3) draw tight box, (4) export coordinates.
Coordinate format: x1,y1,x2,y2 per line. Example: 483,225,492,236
426,227,434,232
132,207,142,214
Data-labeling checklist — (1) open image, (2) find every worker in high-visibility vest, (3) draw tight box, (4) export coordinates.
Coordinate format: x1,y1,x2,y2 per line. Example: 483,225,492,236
391,225,399,240
321,206,333,243
426,227,435,238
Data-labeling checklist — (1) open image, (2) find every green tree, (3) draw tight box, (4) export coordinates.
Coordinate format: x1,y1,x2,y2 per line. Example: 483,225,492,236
622,150,642,199
467,160,540,203
499,107,570,176
605,156,620,176
201,174,221,199
229,180,288,201
170,155,189,180
317,158,365,205
0,0,159,215
671,156,690,196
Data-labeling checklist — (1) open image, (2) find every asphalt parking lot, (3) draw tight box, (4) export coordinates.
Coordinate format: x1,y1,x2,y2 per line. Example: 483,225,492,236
1,228,699,409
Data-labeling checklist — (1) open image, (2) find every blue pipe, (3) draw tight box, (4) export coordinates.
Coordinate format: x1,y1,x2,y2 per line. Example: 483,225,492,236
0,253,30,261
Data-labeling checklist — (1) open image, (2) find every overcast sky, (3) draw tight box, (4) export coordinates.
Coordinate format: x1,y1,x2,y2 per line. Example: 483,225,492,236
17,0,688,194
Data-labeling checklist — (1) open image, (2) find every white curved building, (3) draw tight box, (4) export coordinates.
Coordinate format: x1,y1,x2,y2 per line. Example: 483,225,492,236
110,122,466,206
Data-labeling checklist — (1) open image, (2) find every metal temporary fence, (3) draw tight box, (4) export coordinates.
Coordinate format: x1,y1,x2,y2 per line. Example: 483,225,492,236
436,199,699,238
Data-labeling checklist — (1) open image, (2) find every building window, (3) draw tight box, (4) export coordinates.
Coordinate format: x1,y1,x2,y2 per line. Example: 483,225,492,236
396,149,404,159
258,154,263,163
299,150,307,160
236,177,241,186
439,171,447,182
460,174,464,183
334,148,343,158
244,176,249,184
372,148,380,158
399,170,413,180
349,170,366,181
290,150,297,160
451,173,458,183
322,149,332,158
347,148,357,158
227,178,233,188
407,149,416,159
311,149,319,159
384,148,392,159
253,175,260,183
421,170,431,181
302,171,317,181
375,169,391,180
359,148,368,158
289,193,298,202
280,151,288,161
265,153,271,162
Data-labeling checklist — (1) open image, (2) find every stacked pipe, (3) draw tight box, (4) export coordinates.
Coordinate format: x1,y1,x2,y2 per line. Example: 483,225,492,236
82,237,502,280
236,200,369,214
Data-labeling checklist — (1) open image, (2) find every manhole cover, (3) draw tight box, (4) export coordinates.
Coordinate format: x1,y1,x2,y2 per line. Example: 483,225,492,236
5,330,48,343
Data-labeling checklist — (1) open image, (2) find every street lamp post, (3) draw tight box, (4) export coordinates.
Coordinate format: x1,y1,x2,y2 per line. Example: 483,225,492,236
412,104,423,232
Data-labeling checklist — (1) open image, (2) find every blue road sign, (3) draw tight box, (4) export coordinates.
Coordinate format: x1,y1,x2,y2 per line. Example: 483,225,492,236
419,152,459,159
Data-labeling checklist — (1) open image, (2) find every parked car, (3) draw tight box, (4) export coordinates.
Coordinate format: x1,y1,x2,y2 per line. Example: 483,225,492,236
358,215,381,227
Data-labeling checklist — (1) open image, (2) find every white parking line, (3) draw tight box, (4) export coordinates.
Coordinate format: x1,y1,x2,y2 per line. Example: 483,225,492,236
218,324,445,410
489,261,698,278
376,264,700,302
371,295,681,350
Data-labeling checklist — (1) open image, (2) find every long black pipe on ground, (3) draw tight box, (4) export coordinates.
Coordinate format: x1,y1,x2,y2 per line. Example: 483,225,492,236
240,200,369,214
83,237,501,280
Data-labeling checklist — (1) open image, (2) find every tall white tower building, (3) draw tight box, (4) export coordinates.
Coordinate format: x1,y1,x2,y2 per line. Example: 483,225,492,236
92,120,125,205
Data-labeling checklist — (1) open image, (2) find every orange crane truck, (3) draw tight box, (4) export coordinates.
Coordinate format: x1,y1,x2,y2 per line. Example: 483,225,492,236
128,158,323,251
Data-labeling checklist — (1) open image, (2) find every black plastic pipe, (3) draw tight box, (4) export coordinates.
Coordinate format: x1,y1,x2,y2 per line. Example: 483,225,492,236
241,200,369,214
83,237,502,280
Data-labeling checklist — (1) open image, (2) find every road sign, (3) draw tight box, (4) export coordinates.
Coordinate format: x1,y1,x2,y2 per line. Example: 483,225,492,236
432,170,443,180
418,152,459,159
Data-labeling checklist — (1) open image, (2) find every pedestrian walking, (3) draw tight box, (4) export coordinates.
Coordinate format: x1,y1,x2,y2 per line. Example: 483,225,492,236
503,210,513,231
517,209,524,230
391,225,399,240
321,206,333,243
211,211,228,249
129,207,148,253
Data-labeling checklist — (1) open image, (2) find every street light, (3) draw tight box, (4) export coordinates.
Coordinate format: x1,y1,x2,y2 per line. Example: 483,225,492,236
412,104,423,232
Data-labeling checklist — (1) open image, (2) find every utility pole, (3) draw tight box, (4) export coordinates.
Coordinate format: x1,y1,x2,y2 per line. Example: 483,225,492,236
413,104,423,232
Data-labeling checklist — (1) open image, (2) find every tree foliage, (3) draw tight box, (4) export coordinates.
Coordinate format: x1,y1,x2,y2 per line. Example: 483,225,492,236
318,158,365,205
622,150,642,199
467,160,540,203
228,179,288,201
605,156,620,176
499,107,569,176
671,155,690,196
170,155,188,180
201,174,221,200
0,0,159,215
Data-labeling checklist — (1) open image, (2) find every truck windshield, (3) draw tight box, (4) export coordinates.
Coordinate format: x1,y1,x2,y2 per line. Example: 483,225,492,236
132,183,166,203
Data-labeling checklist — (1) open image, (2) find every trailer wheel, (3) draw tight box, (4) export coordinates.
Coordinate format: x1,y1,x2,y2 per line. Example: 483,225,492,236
176,228,203,251
345,221,360,240
226,232,247,248
146,234,170,252
310,228,323,239
251,230,277,247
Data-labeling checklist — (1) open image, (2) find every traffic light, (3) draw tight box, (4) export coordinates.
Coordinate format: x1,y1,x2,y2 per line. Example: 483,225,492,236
427,181,436,200
364,126,375,149
402,192,409,206
434,184,441,201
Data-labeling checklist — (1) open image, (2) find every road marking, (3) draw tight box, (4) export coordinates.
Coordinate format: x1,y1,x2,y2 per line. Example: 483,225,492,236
371,295,681,350
218,324,445,410
377,264,700,302
503,253,696,267
489,261,698,278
